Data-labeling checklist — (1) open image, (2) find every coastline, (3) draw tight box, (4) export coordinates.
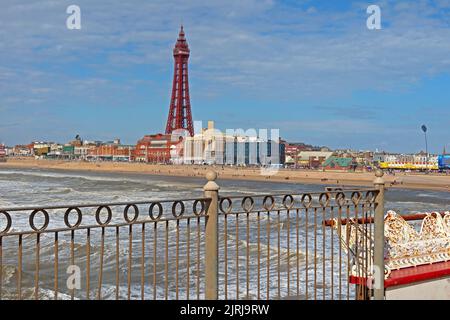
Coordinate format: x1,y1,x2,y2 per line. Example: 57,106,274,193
1,158,449,192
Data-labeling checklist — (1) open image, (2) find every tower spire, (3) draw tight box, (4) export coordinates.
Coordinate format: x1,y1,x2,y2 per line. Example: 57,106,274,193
165,26,194,136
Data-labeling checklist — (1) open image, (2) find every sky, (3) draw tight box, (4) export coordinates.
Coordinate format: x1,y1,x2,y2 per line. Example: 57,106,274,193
0,0,449,153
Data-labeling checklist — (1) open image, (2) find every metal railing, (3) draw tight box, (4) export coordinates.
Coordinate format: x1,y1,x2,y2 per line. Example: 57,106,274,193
0,170,385,300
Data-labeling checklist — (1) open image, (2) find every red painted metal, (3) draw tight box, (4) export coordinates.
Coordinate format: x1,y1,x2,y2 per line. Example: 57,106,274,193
165,26,194,137
349,261,450,288
384,261,450,287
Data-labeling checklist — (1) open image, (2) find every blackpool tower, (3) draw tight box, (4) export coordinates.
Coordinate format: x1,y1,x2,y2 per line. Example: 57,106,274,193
165,26,194,136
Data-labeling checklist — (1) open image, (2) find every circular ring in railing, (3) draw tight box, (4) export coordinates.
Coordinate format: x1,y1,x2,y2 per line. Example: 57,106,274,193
193,199,205,216
124,204,139,223
95,206,112,226
351,192,362,205
241,197,254,213
301,194,312,208
0,211,12,235
172,201,185,218
318,193,330,207
219,198,232,214
29,209,50,232
149,202,163,221
335,192,346,207
64,207,82,229
365,191,376,204
282,195,294,209
262,196,275,211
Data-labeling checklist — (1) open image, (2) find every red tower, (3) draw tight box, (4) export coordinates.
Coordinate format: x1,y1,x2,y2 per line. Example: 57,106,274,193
165,26,194,136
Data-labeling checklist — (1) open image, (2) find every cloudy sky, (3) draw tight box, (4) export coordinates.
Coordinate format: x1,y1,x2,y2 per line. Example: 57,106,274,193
0,0,449,153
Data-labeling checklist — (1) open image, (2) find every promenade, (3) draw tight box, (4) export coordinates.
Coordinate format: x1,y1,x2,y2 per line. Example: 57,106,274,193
1,158,449,192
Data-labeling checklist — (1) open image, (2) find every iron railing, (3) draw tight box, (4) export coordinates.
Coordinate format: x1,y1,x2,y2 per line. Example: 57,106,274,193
0,170,386,300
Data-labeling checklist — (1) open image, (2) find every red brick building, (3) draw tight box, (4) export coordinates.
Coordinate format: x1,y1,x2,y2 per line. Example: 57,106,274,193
11,144,34,156
87,144,135,161
135,134,182,163
282,142,312,167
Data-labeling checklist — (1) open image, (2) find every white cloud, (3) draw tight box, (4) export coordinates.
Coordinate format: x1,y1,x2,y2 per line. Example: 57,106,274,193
0,0,449,150
1,0,450,100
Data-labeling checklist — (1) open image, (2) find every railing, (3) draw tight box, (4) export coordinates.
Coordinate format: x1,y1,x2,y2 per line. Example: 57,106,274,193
0,170,386,300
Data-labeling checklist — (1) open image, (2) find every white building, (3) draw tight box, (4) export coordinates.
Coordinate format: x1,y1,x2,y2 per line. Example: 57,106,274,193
181,121,283,166
74,146,92,159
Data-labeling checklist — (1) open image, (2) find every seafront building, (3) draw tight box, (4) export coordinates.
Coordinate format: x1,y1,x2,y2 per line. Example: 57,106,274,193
295,150,334,169
322,156,357,171
33,142,53,156
0,143,6,162
9,144,33,156
181,121,285,166
135,133,181,163
11,138,445,172
25,138,135,162
74,145,92,159
282,142,328,167
86,143,135,162
376,152,439,170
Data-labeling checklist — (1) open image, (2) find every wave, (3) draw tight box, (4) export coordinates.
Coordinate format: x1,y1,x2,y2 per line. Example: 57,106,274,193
40,187,74,194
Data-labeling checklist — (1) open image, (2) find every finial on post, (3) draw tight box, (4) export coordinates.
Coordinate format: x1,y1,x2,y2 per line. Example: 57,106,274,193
206,170,217,182
204,170,219,191
374,169,385,185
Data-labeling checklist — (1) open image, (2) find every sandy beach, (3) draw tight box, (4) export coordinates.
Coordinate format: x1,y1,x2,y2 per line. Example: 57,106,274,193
1,157,450,192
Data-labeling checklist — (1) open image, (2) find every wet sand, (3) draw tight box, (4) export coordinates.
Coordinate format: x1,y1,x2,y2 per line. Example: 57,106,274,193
1,157,450,192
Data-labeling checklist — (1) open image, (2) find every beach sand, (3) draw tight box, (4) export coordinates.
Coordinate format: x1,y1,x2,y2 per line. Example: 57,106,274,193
1,157,450,192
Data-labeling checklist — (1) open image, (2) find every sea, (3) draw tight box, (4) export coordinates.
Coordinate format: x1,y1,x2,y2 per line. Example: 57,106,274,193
0,168,448,300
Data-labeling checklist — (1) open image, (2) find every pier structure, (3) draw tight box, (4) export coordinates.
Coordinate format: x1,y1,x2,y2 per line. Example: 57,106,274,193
0,171,384,300
0,170,449,300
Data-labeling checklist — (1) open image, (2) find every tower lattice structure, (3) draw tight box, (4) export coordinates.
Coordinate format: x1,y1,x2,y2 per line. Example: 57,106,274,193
165,26,194,136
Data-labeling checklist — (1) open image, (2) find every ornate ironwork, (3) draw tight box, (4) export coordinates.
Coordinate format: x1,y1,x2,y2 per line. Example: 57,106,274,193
0,185,381,300
333,209,450,281
385,210,450,270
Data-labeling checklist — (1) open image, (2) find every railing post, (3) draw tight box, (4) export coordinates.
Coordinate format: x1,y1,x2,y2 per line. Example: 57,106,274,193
373,169,385,300
204,170,220,300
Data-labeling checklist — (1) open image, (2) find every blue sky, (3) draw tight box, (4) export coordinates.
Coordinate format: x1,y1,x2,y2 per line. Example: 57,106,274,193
0,0,449,153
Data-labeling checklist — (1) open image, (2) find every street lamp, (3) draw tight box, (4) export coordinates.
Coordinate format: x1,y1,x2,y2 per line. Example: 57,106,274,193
421,125,428,172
